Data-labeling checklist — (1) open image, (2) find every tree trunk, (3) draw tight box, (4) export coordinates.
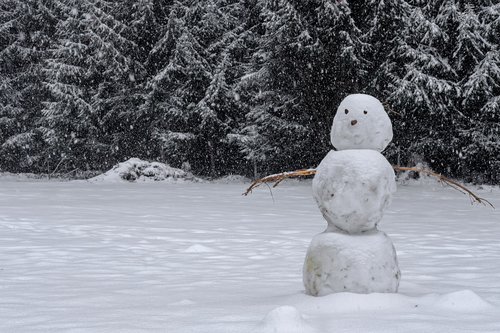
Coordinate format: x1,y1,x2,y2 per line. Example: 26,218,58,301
208,140,216,177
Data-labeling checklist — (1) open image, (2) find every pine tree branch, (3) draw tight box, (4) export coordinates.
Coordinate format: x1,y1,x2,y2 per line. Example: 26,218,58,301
243,166,494,208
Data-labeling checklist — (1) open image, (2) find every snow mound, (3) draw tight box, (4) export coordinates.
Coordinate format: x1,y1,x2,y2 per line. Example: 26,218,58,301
169,299,195,306
89,158,200,183
288,290,493,314
432,290,493,312
253,306,317,333
184,244,218,253
212,175,251,184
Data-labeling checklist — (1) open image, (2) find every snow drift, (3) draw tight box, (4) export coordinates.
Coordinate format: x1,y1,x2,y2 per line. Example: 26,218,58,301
89,158,200,182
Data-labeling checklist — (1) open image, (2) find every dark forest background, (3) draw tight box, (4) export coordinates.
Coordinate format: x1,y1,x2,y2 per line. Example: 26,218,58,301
0,0,499,182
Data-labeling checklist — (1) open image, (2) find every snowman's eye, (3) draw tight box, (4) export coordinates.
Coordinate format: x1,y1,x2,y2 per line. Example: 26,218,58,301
344,109,349,114
363,110,368,114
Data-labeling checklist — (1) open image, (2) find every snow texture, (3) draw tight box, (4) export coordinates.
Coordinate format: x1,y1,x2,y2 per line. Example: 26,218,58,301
330,94,393,152
252,306,317,333
89,158,199,183
303,230,400,296
312,149,396,233
1,178,500,332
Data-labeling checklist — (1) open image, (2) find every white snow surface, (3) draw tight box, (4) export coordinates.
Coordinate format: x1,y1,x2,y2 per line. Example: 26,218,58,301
313,149,396,233
331,94,393,152
1,178,500,332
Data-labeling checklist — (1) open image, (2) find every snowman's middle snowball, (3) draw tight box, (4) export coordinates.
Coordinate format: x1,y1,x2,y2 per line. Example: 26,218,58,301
312,149,396,233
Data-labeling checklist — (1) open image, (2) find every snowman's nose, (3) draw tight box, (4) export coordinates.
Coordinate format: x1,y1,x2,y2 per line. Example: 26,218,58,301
351,119,358,126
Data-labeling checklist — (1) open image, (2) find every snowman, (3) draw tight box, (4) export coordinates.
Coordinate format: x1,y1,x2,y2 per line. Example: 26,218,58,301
303,94,400,296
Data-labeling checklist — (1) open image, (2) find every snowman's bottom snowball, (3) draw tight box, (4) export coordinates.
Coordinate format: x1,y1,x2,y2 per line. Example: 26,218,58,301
303,230,400,296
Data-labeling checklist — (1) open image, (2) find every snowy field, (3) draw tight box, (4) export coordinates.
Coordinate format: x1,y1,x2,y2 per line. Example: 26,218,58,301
1,176,500,332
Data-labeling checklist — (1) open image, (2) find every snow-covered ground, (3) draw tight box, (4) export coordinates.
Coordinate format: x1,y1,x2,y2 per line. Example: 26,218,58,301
1,177,499,332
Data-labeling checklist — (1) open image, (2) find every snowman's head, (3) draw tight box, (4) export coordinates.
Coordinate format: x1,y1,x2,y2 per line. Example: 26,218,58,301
330,94,393,152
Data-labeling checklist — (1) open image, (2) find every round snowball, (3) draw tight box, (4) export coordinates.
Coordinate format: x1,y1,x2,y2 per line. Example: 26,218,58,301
312,150,396,233
331,94,393,152
303,230,400,296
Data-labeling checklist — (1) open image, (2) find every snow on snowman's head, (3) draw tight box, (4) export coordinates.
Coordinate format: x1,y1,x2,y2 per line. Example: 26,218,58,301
330,94,393,152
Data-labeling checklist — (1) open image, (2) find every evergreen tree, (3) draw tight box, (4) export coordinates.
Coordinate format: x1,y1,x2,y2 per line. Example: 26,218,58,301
143,0,252,176
237,0,364,175
236,0,311,174
454,4,500,182
0,0,54,172
41,0,137,172
0,0,24,159
362,0,412,95
142,1,211,170
379,3,459,173
0,0,498,182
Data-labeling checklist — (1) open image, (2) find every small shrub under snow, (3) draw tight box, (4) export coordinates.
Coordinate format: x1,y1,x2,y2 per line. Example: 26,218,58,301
89,158,200,183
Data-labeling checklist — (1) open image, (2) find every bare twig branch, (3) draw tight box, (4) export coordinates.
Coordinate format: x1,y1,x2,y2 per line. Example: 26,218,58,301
243,169,316,196
48,157,66,179
243,165,494,208
394,166,494,208
264,182,275,204
382,101,402,117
